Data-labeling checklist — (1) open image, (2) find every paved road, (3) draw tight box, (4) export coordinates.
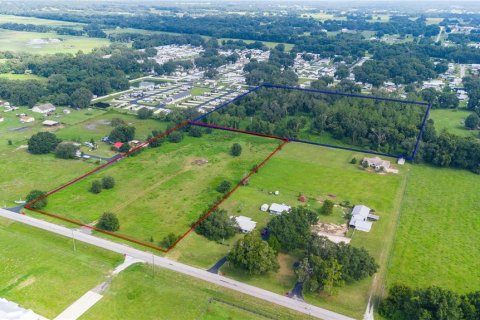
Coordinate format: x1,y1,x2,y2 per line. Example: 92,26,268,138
0,209,354,320
436,26,445,43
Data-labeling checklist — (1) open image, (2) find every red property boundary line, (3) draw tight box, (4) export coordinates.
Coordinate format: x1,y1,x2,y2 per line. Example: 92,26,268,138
24,125,289,252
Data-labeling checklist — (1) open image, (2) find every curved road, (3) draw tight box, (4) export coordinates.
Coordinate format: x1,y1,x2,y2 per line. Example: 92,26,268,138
0,208,354,320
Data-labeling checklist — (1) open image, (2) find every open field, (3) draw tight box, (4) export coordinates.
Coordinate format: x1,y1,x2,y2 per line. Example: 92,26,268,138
387,165,480,293
0,29,110,54
429,108,478,138
37,129,281,246
168,142,407,318
0,107,108,207
0,14,82,27
81,263,310,320
0,217,121,318
199,299,267,320
0,73,47,81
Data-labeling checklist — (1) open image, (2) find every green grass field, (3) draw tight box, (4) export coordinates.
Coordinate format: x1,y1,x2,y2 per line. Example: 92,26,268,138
0,218,121,318
169,142,407,318
0,73,47,81
38,130,280,245
0,107,109,207
0,14,82,26
429,109,478,138
81,264,310,320
0,29,110,54
387,165,480,293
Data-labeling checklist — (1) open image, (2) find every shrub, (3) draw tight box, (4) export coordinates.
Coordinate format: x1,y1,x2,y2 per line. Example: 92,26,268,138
26,190,47,209
97,212,120,231
160,233,179,248
216,180,232,193
102,176,115,189
321,199,334,215
137,107,153,119
90,180,102,194
54,142,77,159
231,143,242,156
168,131,183,143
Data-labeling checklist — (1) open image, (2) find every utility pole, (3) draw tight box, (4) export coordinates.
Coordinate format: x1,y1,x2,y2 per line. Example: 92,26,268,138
152,253,155,278
71,229,76,252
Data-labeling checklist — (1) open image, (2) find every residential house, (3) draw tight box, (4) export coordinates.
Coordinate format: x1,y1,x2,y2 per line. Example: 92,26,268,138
269,203,291,215
32,103,56,115
363,156,391,171
42,120,59,127
233,216,257,233
349,205,379,232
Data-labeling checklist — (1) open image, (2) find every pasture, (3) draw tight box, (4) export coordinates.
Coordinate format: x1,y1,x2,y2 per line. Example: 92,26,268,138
37,129,281,246
429,108,478,138
170,142,407,318
387,165,480,293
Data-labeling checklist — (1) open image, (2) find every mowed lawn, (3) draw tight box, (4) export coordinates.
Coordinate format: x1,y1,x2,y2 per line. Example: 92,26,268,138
41,130,281,245
429,109,478,138
81,264,311,320
170,142,407,318
0,218,121,319
387,165,480,293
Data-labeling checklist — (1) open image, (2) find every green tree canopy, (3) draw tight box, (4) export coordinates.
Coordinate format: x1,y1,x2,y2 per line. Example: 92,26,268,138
70,87,93,109
228,232,279,275
54,142,77,159
109,125,135,143
195,209,238,241
230,143,242,156
26,190,47,209
96,212,120,232
28,132,61,154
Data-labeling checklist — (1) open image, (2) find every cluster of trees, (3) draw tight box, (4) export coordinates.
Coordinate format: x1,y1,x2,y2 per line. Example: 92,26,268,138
0,44,152,107
26,190,48,210
463,76,480,114
265,206,377,294
243,59,297,86
379,284,480,320
109,125,135,143
96,212,120,231
205,88,425,156
421,87,459,109
0,22,107,38
195,209,238,241
89,176,115,194
27,132,61,154
419,122,480,174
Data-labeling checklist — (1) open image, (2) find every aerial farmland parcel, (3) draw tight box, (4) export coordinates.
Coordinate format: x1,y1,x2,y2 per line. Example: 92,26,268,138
27,128,282,249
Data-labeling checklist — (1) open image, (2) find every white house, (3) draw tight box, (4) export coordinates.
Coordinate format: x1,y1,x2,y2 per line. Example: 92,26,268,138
32,103,56,115
233,216,256,233
269,203,291,215
349,205,379,232
363,156,391,171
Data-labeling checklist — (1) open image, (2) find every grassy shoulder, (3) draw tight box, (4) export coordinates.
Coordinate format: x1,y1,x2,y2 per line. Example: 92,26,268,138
387,164,480,293
0,218,122,318
81,263,313,320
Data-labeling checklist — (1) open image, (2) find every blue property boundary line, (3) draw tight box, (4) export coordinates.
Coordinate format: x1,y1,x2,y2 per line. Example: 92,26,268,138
194,84,430,160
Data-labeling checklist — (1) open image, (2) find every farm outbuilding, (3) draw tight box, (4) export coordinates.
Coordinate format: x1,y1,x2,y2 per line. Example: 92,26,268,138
234,216,257,233
260,204,269,212
269,203,291,215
